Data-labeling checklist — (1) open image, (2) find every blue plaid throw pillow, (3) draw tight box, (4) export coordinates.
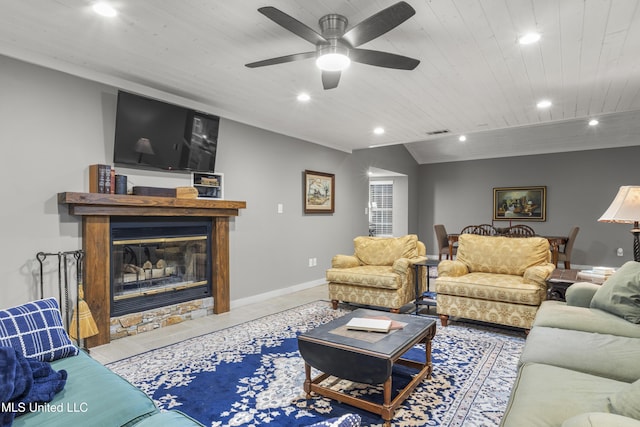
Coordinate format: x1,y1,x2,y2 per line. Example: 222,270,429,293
0,298,78,362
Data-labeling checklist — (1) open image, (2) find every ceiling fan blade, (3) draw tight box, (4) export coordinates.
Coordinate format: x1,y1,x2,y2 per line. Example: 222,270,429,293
258,7,328,45
350,48,420,70
342,2,416,47
245,51,316,68
322,71,341,90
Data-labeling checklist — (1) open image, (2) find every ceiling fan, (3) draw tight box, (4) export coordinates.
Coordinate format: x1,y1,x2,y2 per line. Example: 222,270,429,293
245,1,420,90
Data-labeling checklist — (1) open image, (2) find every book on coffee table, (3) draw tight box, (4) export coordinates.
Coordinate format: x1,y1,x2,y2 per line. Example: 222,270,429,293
346,317,392,333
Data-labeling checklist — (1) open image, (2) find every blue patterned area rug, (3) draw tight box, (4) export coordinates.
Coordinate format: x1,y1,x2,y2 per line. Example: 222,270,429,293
106,301,524,426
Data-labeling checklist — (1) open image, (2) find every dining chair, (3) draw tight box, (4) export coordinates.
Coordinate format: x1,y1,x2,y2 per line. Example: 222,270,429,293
434,224,455,260
557,226,580,269
461,224,495,235
476,224,496,235
503,224,536,237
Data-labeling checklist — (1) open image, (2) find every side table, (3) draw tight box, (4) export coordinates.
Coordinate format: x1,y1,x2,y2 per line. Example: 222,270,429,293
547,269,602,301
413,259,439,315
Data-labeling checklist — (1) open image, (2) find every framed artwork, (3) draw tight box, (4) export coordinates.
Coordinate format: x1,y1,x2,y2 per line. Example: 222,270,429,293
304,170,335,214
493,186,546,221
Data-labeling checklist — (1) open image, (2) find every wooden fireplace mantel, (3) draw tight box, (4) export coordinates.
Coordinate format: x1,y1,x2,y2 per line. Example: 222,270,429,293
58,192,246,347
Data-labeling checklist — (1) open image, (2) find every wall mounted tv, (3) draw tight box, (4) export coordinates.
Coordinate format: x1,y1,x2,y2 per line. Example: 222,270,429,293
113,90,220,172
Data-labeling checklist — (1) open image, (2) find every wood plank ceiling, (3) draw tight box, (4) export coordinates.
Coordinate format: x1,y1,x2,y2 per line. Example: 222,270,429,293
0,0,639,164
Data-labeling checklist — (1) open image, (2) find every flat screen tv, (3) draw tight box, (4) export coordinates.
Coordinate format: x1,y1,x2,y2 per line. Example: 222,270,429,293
113,91,219,172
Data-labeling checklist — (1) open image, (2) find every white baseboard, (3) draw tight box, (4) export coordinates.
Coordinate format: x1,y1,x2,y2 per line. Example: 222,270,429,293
230,278,326,309
570,263,589,270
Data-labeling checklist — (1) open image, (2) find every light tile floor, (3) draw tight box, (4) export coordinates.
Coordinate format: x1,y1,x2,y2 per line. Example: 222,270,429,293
90,284,330,365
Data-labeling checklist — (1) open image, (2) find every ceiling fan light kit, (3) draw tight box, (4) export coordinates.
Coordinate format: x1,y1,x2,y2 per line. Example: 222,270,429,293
246,1,420,89
316,50,350,72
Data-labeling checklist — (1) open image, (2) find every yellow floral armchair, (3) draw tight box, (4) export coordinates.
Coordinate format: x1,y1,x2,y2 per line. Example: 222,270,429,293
327,234,427,312
435,234,555,329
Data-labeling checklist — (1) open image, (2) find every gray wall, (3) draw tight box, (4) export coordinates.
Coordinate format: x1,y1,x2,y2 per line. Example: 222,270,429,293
3,52,636,310
0,54,420,308
369,175,409,236
418,147,640,267
354,145,421,234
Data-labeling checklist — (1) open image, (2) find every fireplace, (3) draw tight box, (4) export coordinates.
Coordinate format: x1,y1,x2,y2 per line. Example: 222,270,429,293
59,191,246,347
110,217,212,316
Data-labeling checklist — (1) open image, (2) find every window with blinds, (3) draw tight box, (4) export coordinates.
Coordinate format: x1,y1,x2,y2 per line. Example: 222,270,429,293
369,180,393,236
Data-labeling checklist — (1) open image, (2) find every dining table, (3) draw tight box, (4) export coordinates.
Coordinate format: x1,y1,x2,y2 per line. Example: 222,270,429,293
447,234,568,266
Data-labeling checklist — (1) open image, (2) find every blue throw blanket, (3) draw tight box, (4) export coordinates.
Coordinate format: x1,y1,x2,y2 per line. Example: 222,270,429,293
0,346,67,427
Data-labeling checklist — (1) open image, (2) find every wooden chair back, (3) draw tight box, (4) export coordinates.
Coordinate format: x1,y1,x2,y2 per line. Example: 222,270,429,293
461,224,496,236
502,224,536,237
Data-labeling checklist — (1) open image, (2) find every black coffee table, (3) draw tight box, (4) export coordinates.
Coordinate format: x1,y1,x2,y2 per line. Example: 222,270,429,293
297,308,436,426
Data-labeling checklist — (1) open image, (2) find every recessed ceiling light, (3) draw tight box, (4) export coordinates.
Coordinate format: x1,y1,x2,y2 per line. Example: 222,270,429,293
536,99,552,109
93,2,117,17
519,32,541,45
589,119,599,126
297,92,310,102
458,135,467,142
373,127,385,135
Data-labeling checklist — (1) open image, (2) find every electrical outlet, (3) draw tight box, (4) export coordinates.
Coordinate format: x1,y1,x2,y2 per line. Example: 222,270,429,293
617,248,624,256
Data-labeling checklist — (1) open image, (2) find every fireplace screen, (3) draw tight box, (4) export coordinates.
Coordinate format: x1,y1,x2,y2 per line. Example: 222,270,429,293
110,218,211,316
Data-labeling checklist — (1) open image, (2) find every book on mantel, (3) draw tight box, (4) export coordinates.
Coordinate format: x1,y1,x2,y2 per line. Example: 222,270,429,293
346,317,392,333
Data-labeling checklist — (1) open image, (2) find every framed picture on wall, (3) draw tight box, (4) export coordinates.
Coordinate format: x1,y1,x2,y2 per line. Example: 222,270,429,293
304,170,335,214
493,186,546,221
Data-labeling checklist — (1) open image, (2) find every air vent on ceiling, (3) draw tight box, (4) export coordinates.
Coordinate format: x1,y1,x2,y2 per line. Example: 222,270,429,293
426,129,450,136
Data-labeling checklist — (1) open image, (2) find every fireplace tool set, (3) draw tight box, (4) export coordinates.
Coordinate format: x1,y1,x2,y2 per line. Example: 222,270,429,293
36,250,99,348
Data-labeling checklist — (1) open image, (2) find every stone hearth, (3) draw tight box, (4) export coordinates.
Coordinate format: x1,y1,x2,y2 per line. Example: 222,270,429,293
110,297,213,340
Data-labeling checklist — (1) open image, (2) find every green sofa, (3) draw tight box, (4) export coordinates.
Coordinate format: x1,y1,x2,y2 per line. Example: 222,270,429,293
1,298,204,427
12,350,204,427
500,261,640,427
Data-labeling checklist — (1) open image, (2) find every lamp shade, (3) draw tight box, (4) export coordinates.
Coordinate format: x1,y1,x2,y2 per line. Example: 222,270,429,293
135,138,155,155
598,186,640,223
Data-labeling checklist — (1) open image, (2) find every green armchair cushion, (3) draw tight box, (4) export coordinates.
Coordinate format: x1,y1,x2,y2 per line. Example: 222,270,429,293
608,378,640,419
500,363,627,427
591,261,640,323
519,326,640,382
565,282,600,307
563,412,640,427
134,410,205,426
13,350,158,427
533,300,640,338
